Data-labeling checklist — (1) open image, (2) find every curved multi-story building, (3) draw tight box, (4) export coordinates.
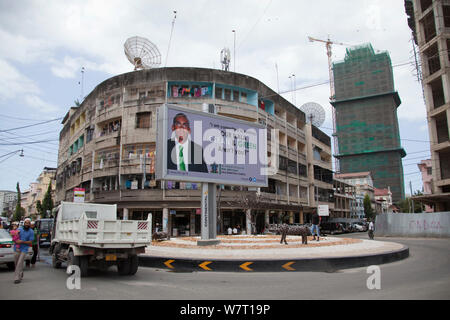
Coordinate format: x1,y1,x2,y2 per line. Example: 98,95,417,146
56,67,334,236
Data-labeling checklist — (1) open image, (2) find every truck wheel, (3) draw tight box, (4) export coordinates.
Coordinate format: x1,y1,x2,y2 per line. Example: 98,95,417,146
68,250,80,267
52,253,62,269
128,255,139,275
117,259,131,276
6,262,15,271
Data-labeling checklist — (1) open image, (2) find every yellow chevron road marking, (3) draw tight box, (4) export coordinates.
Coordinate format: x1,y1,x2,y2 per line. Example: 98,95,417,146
282,261,296,271
164,259,175,269
199,261,213,271
240,262,254,271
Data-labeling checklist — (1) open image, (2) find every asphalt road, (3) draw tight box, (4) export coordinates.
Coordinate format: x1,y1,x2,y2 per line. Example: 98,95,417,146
0,233,449,300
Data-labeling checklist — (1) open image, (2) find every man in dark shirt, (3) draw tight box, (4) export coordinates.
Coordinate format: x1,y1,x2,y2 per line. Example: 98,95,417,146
311,211,320,242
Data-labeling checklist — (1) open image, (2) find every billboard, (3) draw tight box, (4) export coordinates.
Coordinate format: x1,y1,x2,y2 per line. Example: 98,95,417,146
156,104,269,187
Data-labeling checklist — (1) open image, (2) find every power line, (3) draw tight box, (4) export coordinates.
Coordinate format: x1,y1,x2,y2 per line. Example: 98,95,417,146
0,117,63,133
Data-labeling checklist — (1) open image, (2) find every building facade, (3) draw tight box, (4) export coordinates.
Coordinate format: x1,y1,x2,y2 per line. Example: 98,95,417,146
331,44,406,204
56,67,334,236
417,159,434,212
374,187,394,213
0,190,17,218
405,0,450,211
21,167,57,218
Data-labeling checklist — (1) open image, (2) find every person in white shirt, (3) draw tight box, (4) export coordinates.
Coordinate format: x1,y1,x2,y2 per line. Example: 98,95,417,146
227,227,232,235
232,227,238,235
368,220,375,240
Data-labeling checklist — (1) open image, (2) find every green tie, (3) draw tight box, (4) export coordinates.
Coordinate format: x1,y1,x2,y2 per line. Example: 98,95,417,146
179,145,186,171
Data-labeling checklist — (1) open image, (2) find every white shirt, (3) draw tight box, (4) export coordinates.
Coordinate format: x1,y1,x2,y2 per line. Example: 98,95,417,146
227,227,232,235
369,222,374,231
175,139,190,172
233,228,238,234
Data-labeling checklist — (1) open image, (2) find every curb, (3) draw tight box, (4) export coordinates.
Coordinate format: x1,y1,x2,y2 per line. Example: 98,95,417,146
138,245,409,272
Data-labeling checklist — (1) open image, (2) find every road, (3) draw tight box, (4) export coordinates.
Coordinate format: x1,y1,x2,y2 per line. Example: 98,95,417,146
0,233,449,300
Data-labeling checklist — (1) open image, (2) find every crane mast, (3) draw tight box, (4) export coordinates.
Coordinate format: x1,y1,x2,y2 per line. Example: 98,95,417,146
308,36,348,173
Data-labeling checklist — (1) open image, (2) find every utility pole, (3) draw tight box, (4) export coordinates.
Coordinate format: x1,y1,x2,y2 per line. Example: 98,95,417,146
410,181,414,213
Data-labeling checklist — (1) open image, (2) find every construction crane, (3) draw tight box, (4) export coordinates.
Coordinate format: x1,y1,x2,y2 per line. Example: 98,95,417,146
308,36,350,173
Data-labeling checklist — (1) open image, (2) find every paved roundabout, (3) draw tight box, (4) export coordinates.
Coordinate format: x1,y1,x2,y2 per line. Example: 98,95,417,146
139,235,409,272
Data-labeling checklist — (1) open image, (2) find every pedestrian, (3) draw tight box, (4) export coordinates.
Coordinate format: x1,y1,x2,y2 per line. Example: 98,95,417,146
13,218,34,284
368,220,375,240
227,227,232,235
311,211,320,242
236,225,241,234
30,221,39,268
233,226,238,235
9,222,20,253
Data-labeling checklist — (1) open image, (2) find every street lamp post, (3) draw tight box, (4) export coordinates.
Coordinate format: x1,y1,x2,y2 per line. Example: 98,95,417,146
232,30,236,72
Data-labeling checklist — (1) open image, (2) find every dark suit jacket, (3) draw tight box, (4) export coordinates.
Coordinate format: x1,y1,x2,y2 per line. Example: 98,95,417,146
167,139,208,173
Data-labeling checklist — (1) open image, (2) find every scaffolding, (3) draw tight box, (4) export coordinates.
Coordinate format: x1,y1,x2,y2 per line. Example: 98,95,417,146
332,43,406,203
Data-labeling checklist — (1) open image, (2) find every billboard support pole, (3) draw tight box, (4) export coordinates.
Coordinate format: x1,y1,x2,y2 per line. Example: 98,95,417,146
198,103,220,246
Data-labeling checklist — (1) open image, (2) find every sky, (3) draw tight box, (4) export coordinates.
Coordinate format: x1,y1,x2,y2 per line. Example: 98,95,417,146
0,0,431,196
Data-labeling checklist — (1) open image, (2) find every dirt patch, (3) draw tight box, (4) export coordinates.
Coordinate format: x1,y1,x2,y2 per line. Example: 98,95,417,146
152,236,362,249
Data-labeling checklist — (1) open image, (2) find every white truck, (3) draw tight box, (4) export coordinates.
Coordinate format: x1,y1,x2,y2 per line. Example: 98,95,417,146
49,202,152,276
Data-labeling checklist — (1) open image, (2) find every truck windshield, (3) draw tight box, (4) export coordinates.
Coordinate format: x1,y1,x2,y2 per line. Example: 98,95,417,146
39,220,53,232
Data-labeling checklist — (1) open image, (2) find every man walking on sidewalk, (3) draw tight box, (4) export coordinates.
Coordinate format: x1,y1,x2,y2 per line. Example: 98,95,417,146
311,211,321,242
13,218,34,284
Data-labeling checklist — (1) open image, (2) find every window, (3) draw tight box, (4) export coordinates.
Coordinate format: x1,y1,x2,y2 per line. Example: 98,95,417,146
136,112,151,128
425,43,440,75
422,11,436,43
443,6,450,27
224,88,231,101
240,92,247,103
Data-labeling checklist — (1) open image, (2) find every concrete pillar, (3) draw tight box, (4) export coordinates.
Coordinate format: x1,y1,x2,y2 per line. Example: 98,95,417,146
123,208,129,220
300,208,304,224
265,210,270,227
162,208,169,233
289,211,294,224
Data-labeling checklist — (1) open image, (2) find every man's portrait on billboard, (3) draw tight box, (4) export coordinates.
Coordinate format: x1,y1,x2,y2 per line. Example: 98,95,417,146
167,112,208,173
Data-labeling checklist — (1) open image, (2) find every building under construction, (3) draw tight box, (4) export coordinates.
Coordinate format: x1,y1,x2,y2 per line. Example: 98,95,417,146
331,44,406,203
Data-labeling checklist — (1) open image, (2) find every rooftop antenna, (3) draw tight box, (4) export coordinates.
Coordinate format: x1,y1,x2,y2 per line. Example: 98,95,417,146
124,36,162,70
299,102,326,128
220,48,231,71
165,10,177,68
80,67,85,100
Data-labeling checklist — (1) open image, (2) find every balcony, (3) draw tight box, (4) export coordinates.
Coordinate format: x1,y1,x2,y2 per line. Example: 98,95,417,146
95,131,120,150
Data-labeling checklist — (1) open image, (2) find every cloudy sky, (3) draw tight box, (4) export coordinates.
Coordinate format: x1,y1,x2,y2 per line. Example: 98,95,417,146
0,0,430,195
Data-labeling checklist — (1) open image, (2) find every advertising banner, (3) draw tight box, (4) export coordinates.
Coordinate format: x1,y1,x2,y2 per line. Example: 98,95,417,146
156,104,269,187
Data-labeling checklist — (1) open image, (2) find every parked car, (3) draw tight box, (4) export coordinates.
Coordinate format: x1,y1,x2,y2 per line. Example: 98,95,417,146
0,229,32,270
319,222,344,235
351,223,364,232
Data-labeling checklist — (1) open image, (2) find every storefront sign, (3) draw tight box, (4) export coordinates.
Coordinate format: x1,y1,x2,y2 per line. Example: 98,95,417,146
73,188,85,203
318,205,329,216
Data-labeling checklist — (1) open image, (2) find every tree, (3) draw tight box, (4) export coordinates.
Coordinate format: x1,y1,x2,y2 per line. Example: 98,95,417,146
364,194,375,221
41,183,54,218
398,190,424,213
13,182,25,221
224,191,265,235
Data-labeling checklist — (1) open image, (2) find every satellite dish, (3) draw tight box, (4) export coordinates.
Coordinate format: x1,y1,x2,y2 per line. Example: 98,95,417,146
221,48,231,71
299,102,326,127
124,36,162,70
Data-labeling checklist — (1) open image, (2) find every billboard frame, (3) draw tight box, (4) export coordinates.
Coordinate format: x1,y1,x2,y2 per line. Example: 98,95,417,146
156,103,268,187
